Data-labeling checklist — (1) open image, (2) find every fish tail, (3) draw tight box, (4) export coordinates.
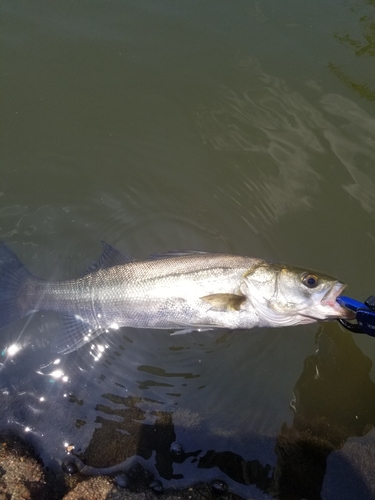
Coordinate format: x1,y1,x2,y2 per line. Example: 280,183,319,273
0,242,33,329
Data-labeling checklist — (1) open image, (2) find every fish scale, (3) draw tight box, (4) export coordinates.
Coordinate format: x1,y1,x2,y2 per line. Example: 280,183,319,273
0,241,351,354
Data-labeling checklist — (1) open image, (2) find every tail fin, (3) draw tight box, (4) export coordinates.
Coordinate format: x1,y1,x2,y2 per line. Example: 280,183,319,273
0,242,33,329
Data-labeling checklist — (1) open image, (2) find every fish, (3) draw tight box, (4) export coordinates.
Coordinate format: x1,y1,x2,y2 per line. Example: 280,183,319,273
0,241,352,354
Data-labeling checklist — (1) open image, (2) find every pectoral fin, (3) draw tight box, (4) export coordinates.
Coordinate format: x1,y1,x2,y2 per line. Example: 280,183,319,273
200,293,246,311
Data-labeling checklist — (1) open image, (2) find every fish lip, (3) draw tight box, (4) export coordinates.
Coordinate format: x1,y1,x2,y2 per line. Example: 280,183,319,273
321,282,355,319
321,281,346,302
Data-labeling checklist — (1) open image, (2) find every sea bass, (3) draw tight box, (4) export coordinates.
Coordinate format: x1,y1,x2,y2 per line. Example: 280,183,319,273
0,241,351,354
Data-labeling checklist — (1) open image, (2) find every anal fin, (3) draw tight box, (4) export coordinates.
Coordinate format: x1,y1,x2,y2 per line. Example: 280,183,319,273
51,314,106,354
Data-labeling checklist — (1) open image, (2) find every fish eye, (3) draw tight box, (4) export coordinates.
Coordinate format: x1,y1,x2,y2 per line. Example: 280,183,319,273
302,273,319,288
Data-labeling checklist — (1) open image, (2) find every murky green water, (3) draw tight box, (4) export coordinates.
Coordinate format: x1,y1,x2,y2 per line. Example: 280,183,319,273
1,0,375,498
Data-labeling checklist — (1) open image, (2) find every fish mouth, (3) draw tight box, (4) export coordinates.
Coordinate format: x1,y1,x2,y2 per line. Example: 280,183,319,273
321,282,355,319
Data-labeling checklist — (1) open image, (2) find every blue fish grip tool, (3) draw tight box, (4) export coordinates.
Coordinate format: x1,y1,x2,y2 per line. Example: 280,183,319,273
337,295,375,336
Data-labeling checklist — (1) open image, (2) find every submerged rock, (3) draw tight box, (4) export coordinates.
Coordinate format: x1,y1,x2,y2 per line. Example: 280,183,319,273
0,433,59,500
0,433,254,500
114,472,130,489
62,462,79,476
149,479,163,494
211,479,229,494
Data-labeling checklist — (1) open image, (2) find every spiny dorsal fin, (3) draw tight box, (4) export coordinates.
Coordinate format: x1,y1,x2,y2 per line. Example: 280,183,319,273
200,293,246,311
87,241,135,273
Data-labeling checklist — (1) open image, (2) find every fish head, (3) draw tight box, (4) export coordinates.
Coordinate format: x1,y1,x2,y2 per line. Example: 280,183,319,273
243,263,354,326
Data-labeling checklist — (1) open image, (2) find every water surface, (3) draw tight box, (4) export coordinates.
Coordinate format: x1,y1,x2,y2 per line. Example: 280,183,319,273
1,1,375,498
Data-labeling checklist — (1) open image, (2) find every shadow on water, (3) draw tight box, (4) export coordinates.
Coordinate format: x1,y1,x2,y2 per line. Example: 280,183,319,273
80,393,200,479
195,325,375,499
272,325,375,499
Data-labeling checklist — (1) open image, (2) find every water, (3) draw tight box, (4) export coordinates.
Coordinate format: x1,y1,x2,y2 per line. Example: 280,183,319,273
1,0,375,498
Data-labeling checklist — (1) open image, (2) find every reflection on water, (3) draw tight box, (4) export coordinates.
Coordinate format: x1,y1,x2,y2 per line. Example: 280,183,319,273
331,0,375,101
320,94,375,216
196,59,375,238
196,59,322,235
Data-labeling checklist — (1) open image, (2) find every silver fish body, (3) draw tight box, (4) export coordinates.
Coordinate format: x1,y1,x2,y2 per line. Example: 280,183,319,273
0,242,351,354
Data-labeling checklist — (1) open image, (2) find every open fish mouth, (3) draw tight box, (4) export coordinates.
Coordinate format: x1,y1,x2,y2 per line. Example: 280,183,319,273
321,282,355,319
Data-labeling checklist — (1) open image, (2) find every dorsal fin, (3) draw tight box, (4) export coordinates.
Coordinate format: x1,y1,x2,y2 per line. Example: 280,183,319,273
148,250,210,260
87,241,135,273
